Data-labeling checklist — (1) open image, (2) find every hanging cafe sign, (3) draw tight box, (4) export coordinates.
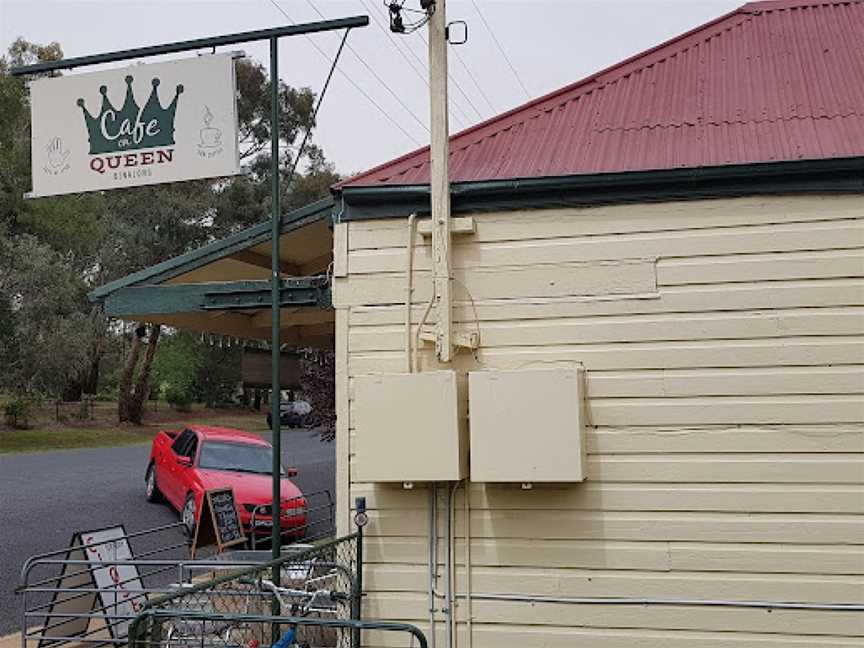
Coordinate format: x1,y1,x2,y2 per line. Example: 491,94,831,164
28,53,241,198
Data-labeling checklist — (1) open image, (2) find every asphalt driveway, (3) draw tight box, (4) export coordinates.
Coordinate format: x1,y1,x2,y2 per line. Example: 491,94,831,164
0,427,334,634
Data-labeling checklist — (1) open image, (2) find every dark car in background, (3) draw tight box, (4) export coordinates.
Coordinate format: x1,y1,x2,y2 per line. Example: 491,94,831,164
266,400,312,429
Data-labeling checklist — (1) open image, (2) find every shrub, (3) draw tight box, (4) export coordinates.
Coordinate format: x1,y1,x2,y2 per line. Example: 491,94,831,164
3,395,37,428
163,383,194,411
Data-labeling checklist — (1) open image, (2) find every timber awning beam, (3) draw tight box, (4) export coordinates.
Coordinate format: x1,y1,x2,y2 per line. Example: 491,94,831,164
231,249,301,275
103,278,331,317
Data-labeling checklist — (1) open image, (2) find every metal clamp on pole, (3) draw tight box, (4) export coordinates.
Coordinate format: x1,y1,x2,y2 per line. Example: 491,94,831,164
352,496,369,648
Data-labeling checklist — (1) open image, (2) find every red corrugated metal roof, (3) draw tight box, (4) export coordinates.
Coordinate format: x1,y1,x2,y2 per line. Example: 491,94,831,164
338,0,864,189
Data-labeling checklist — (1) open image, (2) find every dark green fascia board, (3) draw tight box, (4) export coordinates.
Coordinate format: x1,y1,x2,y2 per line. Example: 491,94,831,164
90,198,333,302
333,156,864,221
9,17,369,76
103,278,331,317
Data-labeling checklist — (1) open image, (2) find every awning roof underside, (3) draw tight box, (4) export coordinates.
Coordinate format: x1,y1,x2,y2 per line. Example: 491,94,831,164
90,198,336,349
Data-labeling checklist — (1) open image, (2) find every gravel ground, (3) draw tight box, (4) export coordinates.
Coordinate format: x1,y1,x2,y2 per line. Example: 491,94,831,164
0,426,335,634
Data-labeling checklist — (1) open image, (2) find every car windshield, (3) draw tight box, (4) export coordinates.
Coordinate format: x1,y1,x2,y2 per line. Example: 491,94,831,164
198,441,284,475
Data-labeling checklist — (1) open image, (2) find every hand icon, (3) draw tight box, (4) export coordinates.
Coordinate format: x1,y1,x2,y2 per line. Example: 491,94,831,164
46,137,70,169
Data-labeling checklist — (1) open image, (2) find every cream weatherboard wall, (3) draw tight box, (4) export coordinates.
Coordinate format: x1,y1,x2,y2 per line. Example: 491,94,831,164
332,194,864,647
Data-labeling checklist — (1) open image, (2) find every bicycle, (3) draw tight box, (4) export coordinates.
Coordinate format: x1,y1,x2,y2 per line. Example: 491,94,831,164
240,575,351,648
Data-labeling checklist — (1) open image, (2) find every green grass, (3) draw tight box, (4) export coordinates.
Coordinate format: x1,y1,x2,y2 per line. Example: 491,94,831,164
0,427,157,454
181,414,271,434
0,406,270,454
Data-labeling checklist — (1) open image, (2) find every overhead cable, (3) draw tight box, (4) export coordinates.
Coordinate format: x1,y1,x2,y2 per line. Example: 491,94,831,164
358,0,471,129
415,30,485,122
375,0,486,124
301,0,431,135
267,0,423,146
470,0,530,100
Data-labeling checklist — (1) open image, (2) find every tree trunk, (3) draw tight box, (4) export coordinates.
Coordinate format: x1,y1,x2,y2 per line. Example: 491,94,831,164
118,324,144,423
83,309,108,395
127,324,161,424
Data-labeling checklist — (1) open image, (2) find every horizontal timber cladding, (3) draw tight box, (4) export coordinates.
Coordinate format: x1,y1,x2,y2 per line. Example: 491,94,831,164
362,592,863,636
351,482,864,513
358,627,864,648
345,219,864,275
348,452,864,483
334,194,864,645
363,537,864,575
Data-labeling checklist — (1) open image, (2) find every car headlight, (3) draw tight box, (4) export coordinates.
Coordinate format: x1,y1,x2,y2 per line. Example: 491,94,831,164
245,504,272,516
281,505,307,517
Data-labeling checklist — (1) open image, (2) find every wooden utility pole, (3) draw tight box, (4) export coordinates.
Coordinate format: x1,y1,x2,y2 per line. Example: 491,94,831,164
428,0,454,362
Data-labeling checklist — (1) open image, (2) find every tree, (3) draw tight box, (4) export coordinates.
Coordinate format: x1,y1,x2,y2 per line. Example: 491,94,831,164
195,341,241,408
0,41,340,422
299,350,335,441
1,40,110,403
118,323,161,422
0,234,93,396
152,331,201,411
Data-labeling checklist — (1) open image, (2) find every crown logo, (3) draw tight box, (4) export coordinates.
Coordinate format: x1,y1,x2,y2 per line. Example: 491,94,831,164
77,75,184,155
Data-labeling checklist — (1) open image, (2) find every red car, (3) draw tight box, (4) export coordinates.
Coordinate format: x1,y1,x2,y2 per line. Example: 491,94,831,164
145,425,307,539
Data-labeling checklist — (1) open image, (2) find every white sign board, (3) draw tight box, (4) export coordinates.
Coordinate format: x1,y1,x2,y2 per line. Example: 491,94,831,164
29,54,240,197
80,526,146,637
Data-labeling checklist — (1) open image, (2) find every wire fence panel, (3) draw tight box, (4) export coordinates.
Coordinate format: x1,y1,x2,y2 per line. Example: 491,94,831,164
19,524,356,648
129,613,429,648
129,535,361,648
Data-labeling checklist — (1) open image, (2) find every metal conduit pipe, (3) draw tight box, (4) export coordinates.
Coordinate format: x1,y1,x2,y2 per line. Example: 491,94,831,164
405,213,417,373
464,484,473,648
454,592,864,611
447,481,464,648
443,483,453,648
428,483,438,648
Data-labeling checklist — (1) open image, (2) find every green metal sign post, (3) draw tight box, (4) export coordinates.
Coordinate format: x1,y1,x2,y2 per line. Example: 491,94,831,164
11,15,369,591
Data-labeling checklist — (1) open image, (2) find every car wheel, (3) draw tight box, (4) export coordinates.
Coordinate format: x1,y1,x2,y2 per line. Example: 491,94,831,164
145,463,163,503
182,493,197,536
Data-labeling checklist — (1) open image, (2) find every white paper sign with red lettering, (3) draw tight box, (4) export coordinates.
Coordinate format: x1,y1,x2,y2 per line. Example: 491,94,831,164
80,525,146,638
28,53,240,197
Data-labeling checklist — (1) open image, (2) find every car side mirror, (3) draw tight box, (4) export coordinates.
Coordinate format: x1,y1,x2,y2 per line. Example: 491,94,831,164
176,456,193,467
286,467,298,477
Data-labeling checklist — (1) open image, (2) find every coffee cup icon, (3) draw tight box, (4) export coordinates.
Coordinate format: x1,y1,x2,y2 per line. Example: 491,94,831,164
199,106,222,148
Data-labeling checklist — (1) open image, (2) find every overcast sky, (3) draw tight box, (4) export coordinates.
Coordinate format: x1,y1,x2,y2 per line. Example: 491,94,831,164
1,0,742,176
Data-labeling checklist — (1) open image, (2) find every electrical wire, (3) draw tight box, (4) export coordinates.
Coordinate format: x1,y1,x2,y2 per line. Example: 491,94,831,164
266,0,423,147
379,0,487,124
415,30,485,122
449,40,497,115
285,29,350,185
358,0,471,130
470,0,530,100
301,0,431,135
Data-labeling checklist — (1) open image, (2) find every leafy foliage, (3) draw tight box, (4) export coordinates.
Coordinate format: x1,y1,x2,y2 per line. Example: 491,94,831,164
152,332,242,410
2,393,39,428
153,332,201,410
0,234,94,395
298,350,335,441
0,40,339,419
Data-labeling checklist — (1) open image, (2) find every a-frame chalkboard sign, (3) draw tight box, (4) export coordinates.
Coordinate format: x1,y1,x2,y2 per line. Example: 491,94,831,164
190,487,247,558
37,525,145,645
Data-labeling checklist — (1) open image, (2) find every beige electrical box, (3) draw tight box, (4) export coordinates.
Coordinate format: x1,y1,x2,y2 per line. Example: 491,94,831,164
469,367,586,482
353,370,467,482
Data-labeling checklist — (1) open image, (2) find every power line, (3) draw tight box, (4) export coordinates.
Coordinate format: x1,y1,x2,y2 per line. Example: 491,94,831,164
369,0,486,124
300,0,431,135
266,0,423,147
470,0,530,100
286,29,350,182
415,29,485,122
357,0,471,130
449,39,497,115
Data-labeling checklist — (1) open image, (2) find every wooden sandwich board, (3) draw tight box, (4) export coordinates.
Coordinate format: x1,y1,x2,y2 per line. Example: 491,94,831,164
38,524,145,645
191,487,247,558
